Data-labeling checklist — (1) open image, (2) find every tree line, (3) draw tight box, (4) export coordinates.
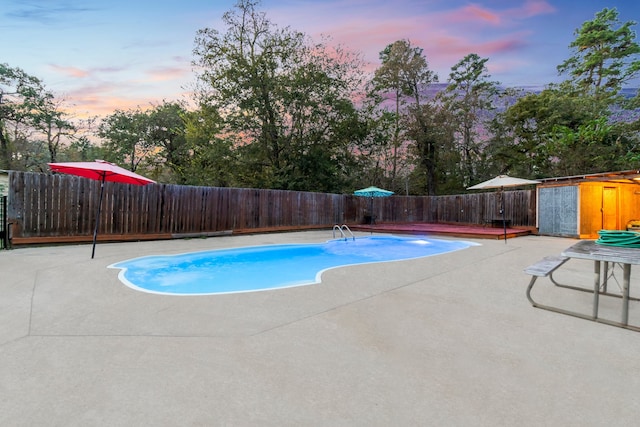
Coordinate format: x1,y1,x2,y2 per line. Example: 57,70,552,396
1,1,639,195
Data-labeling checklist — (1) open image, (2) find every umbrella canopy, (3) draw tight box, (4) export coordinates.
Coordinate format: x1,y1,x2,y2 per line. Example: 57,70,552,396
354,186,394,198
467,175,540,243
354,186,393,225
467,175,540,190
48,160,155,258
48,160,155,186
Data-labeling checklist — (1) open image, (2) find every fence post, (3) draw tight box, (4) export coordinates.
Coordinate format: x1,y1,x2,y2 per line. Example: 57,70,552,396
0,195,8,249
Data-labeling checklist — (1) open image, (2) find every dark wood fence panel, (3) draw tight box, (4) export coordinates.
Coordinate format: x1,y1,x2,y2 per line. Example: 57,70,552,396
7,171,536,242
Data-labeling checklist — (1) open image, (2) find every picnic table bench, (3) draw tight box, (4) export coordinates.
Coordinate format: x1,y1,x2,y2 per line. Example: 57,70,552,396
524,255,568,278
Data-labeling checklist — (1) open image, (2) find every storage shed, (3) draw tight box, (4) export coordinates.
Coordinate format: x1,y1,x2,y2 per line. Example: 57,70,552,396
537,170,640,239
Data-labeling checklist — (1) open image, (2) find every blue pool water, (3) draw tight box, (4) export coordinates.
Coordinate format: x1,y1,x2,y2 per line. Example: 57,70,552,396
108,235,478,296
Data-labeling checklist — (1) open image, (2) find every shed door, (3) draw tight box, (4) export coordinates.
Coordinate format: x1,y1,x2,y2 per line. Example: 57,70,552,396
602,186,618,230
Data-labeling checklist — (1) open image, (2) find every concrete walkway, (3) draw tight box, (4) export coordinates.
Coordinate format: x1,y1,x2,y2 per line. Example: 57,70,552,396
2,231,640,426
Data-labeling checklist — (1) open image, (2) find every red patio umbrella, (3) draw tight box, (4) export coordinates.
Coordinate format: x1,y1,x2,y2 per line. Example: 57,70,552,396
48,160,155,258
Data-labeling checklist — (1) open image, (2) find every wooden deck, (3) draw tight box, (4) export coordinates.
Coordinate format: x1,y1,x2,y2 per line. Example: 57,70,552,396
349,222,533,240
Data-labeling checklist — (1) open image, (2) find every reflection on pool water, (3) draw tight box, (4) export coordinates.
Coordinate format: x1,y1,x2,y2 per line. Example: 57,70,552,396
108,235,479,296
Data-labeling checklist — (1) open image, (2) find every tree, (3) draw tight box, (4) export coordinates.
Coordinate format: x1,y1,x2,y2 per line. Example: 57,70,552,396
405,103,456,194
98,102,193,182
548,117,627,176
181,104,236,187
493,84,592,177
31,95,76,163
495,9,640,179
144,102,189,183
0,64,46,169
63,135,106,162
371,39,438,191
557,7,640,100
1,64,35,169
192,0,366,192
0,63,76,169
440,53,499,187
352,98,397,190
549,8,640,174
98,108,156,172
59,117,105,162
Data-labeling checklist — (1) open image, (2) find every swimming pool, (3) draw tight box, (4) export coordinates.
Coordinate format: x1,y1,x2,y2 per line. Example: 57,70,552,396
108,235,478,295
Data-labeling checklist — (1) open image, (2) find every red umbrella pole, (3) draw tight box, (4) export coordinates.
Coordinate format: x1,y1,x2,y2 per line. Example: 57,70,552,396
91,175,106,259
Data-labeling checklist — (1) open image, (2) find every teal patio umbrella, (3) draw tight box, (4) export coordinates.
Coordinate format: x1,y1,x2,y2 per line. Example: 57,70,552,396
354,186,394,198
354,186,394,224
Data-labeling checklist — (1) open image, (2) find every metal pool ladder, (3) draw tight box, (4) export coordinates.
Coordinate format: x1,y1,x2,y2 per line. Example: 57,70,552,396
333,224,355,241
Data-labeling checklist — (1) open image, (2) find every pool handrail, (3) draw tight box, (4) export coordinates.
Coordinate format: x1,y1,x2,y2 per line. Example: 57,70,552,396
333,224,355,241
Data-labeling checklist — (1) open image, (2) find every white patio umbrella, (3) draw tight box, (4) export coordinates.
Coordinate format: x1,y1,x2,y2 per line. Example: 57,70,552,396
467,175,540,242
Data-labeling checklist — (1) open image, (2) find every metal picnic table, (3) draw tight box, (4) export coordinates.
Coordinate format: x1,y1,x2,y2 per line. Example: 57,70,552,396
525,240,640,332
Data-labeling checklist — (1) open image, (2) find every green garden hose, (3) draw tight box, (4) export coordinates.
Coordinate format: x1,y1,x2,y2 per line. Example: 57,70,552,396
596,230,640,247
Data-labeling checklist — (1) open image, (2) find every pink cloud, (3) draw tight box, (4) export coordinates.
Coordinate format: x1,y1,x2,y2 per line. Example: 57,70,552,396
145,66,190,82
476,36,528,55
323,13,529,69
58,76,191,118
62,81,124,97
518,0,556,18
93,66,128,74
404,31,527,75
47,59,192,117
64,94,157,118
451,4,502,25
290,1,548,59
56,81,141,112
282,0,554,84
441,0,555,27
485,58,528,76
48,64,129,80
48,64,90,78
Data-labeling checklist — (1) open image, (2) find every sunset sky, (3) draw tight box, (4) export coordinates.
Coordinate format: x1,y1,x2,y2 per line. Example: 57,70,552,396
2,0,639,117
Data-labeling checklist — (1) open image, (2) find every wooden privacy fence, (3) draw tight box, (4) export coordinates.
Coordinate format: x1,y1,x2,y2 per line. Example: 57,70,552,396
7,171,536,244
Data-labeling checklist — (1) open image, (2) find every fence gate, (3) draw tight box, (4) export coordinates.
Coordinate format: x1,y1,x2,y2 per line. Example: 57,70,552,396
0,196,8,249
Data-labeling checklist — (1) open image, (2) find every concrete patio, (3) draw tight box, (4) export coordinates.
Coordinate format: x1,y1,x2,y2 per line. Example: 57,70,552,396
2,230,640,426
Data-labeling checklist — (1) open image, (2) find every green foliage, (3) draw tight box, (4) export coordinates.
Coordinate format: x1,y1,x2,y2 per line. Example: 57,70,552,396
0,63,74,170
97,108,155,172
558,8,640,99
62,136,106,162
440,53,500,187
191,0,366,192
181,104,236,187
370,39,439,194
548,117,620,175
96,101,232,185
144,102,189,183
405,103,457,194
491,8,640,180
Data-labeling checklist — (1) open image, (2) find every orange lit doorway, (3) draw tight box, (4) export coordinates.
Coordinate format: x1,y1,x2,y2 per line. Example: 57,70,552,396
602,186,618,230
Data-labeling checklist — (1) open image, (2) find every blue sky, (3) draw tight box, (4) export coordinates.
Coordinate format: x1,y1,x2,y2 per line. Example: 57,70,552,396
2,0,639,117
